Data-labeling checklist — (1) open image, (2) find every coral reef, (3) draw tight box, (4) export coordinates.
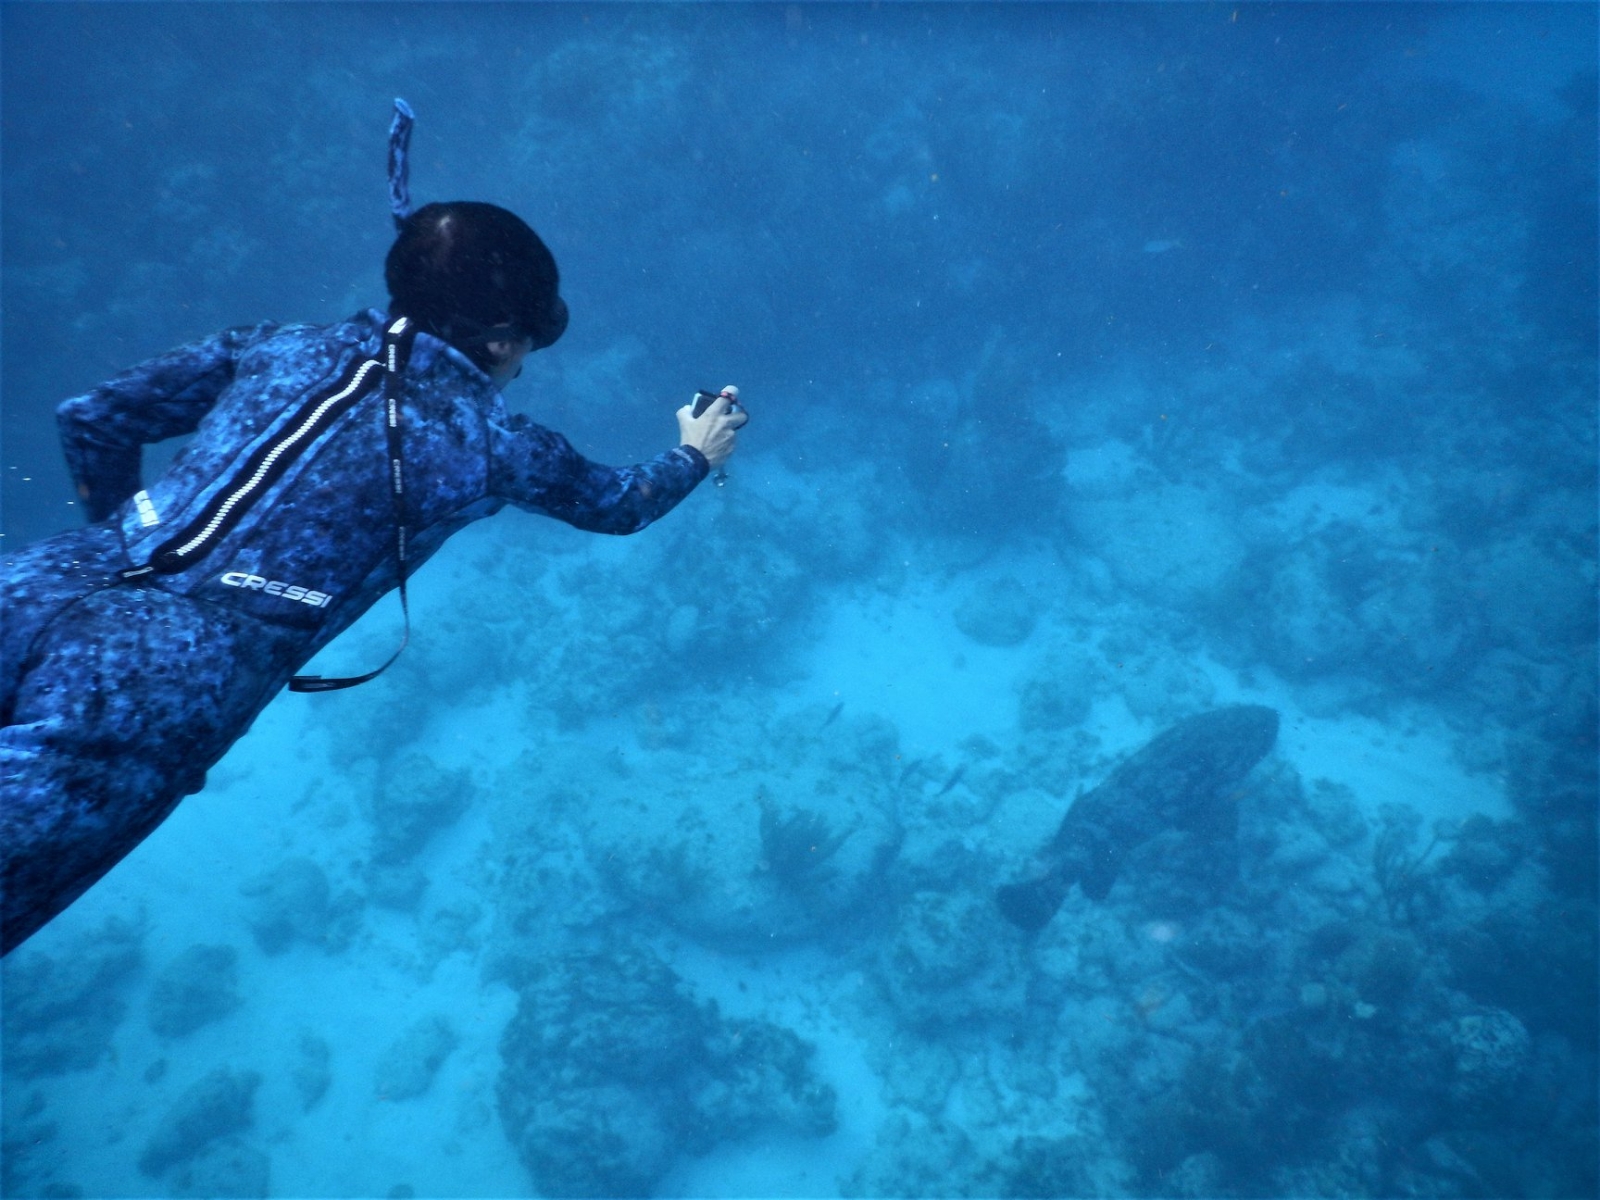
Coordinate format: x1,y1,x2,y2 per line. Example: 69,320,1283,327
1067,481,1247,613
138,1067,261,1177
354,752,477,910
757,791,856,887
839,734,1597,1200
168,1138,270,1199
147,944,242,1038
1233,497,1503,710
525,486,825,727
0,917,143,1078
953,575,1040,646
1014,641,1099,732
898,358,1065,544
2,10,1593,1197
877,890,1027,1031
842,1116,1000,1197
374,1015,458,1102
1447,1006,1531,1109
0,1087,58,1197
576,710,905,949
370,754,474,865
496,944,836,1197
238,858,359,954
292,1031,332,1112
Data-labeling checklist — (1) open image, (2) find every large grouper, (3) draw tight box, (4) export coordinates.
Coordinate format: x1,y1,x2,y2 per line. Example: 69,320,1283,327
996,705,1280,931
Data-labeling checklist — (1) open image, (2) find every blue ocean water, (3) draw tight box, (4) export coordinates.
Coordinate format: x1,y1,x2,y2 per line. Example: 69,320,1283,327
1,3,1595,1197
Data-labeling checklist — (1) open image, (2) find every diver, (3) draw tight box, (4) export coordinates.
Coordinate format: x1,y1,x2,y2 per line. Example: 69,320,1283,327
0,101,747,956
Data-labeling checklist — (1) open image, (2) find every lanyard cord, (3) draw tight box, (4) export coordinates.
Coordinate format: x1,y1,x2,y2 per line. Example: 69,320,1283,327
289,317,417,693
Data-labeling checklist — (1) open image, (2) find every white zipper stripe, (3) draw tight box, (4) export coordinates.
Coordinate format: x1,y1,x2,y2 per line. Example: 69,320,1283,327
168,358,384,560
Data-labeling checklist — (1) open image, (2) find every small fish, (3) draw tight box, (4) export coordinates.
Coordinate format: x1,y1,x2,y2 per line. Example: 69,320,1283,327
936,764,967,797
821,701,845,729
897,756,929,786
1142,238,1184,254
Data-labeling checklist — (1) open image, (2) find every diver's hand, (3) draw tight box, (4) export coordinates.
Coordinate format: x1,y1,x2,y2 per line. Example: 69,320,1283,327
677,385,747,471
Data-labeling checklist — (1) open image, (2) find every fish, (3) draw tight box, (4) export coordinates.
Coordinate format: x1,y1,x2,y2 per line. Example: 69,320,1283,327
897,756,929,786
996,705,1279,931
936,764,967,797
821,701,845,729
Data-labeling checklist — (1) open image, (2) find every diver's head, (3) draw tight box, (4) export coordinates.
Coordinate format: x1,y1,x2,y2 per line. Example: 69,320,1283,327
384,200,568,375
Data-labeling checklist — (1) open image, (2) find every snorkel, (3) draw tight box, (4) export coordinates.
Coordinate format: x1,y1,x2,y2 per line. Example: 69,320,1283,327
388,98,416,229
383,100,568,358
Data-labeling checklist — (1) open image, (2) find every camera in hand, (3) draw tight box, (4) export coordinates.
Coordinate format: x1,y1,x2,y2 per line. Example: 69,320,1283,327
690,386,743,487
691,385,743,419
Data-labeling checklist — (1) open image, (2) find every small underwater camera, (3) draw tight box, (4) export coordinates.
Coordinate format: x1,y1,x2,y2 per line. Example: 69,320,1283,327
690,386,743,486
691,385,743,419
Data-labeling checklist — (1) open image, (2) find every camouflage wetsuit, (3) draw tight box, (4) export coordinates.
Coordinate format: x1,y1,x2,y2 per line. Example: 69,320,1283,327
0,309,708,954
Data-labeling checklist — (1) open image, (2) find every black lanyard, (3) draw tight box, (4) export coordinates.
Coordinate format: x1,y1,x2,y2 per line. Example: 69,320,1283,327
289,317,417,693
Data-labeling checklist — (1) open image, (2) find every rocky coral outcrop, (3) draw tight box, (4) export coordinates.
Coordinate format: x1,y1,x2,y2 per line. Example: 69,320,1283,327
1068,481,1247,611
579,712,905,949
497,944,835,1198
138,1067,260,1177
238,858,358,954
147,944,242,1038
1,917,143,1078
877,890,1028,1030
291,1030,332,1112
371,754,474,865
953,575,1040,646
168,1138,270,1199
374,1015,457,1102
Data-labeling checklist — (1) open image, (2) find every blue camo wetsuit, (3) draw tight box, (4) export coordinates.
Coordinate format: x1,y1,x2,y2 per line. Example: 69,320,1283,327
0,309,708,953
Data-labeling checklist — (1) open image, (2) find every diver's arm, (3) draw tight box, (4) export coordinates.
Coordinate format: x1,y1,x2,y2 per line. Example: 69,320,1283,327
57,322,280,522
487,413,710,535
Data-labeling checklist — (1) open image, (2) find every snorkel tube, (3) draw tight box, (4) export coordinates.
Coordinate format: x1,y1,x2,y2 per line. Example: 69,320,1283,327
388,98,415,229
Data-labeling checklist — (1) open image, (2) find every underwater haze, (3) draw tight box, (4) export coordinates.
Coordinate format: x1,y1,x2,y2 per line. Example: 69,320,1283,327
2,3,1597,1197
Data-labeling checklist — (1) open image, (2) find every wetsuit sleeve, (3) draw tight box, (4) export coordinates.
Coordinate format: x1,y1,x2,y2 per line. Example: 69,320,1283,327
56,322,280,522
487,413,710,534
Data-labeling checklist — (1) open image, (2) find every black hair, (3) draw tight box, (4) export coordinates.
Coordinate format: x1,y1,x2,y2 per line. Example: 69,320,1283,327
384,201,568,371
